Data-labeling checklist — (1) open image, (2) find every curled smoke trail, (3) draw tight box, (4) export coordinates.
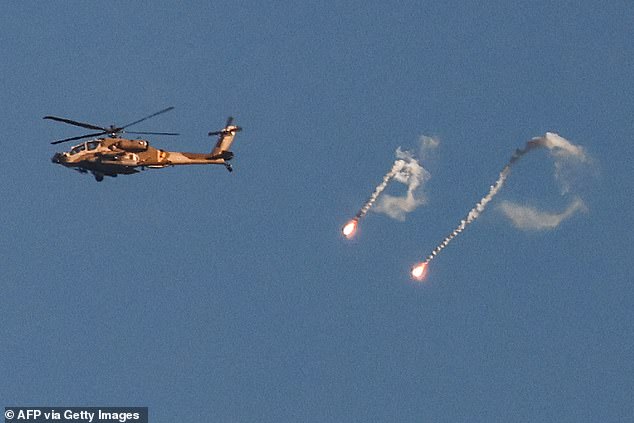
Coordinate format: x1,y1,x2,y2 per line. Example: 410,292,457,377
372,148,428,221
414,132,587,275
498,197,587,231
497,134,589,228
343,136,437,238
374,136,438,220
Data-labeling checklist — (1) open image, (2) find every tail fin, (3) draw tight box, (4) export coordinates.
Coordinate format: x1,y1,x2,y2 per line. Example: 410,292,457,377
209,116,241,158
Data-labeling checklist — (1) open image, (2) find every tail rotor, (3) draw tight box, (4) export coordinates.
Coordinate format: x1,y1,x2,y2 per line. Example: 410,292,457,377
209,117,241,172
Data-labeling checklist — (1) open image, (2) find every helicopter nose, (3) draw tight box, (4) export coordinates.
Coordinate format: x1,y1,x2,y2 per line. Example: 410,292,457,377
51,153,63,163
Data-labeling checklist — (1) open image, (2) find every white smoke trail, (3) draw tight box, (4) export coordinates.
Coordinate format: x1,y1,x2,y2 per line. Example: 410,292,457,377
372,136,438,221
424,163,512,262
372,148,430,221
344,137,437,239
355,160,406,219
423,132,586,264
498,197,587,231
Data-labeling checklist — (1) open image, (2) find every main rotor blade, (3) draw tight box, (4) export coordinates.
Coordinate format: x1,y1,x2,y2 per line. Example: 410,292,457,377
120,106,175,130
43,116,106,132
125,131,180,136
51,131,107,145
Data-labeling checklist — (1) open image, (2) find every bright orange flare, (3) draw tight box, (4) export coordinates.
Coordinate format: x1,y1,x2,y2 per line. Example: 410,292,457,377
342,219,358,239
411,262,427,281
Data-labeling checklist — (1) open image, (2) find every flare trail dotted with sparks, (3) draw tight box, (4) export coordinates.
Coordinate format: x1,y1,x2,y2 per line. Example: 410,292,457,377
412,132,584,280
341,160,405,239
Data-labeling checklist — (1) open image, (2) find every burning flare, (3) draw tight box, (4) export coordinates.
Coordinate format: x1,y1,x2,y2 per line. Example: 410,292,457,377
411,262,427,281
342,219,358,239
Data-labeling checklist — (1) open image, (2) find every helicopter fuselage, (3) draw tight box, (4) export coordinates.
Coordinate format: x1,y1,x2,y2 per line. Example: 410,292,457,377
52,137,230,181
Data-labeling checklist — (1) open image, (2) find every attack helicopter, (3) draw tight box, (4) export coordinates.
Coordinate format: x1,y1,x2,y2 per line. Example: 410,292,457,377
46,107,241,181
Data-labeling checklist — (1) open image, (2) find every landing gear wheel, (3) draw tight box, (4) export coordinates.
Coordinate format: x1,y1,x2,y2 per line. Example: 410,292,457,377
225,164,233,172
94,173,104,182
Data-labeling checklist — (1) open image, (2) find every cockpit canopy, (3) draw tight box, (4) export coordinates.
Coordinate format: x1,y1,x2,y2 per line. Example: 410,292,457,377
69,141,100,155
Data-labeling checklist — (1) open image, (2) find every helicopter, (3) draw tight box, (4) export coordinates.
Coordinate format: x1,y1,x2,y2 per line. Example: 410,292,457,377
46,107,241,181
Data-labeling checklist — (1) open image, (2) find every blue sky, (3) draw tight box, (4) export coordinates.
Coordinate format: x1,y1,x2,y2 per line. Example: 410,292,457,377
1,1,632,421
